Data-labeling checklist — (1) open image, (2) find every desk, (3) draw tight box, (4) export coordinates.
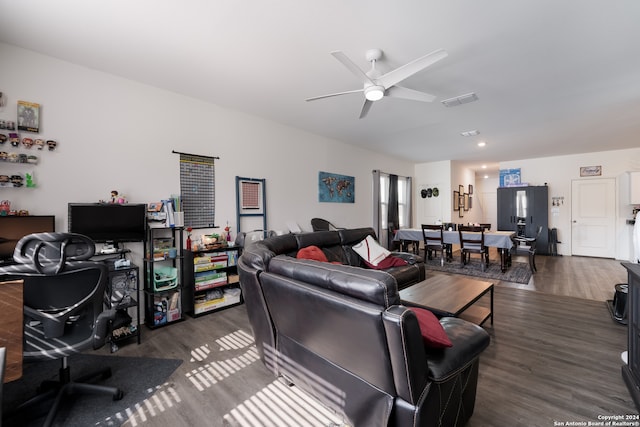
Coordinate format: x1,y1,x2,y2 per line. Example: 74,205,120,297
395,228,515,271
0,279,23,383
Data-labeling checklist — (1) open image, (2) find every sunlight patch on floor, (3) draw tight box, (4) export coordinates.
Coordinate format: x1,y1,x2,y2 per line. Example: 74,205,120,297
100,382,182,427
223,379,348,427
186,346,260,391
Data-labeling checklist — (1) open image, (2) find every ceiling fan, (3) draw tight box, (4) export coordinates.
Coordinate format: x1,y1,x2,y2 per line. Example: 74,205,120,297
306,48,448,119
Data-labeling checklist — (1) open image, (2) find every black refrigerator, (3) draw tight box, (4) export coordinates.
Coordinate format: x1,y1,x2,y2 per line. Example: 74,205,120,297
497,185,549,255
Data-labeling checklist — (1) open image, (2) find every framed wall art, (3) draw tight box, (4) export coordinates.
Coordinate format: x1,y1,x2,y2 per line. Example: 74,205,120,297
318,171,354,203
453,190,460,211
580,165,602,177
17,100,40,133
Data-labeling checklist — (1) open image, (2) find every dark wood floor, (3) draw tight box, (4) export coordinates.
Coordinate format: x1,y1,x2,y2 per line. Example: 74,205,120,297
33,254,640,426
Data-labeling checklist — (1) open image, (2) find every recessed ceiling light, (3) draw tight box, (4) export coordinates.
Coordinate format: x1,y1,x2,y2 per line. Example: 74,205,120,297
482,164,487,169
477,141,486,147
460,130,479,137
484,175,489,179
442,92,479,107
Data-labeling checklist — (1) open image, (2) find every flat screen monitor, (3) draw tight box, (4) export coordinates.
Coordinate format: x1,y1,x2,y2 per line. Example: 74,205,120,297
68,203,146,246
0,215,56,262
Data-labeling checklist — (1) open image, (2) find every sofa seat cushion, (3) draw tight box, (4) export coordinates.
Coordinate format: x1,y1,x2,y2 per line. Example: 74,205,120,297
408,307,452,348
364,255,408,270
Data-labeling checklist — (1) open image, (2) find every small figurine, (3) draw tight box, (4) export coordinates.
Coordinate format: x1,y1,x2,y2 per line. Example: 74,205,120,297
111,190,119,203
225,223,232,242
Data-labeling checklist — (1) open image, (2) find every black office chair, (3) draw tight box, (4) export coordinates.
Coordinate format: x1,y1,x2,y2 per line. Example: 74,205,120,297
458,226,490,271
310,218,344,232
421,224,450,266
513,225,543,272
0,233,123,427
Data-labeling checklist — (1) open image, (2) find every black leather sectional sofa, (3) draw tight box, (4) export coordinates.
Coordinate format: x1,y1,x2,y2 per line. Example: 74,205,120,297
238,228,490,426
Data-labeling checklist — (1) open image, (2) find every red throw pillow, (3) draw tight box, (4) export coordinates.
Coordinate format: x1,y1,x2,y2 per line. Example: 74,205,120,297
408,307,453,348
296,245,329,262
364,255,408,270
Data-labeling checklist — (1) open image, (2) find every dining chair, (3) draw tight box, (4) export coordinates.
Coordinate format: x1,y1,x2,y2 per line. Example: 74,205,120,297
458,226,489,271
421,224,450,266
513,225,543,272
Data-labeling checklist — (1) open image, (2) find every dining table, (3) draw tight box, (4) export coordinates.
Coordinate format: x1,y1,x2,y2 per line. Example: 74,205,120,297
394,228,516,272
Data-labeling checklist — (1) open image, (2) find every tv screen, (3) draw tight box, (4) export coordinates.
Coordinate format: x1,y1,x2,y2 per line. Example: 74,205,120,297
68,203,147,244
0,215,56,262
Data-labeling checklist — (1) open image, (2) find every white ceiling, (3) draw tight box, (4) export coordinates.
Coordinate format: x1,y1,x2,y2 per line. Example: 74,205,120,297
2,1,640,176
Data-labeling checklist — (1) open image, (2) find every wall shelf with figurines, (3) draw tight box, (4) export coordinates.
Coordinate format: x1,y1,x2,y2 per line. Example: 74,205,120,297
1,93,59,190
0,171,36,188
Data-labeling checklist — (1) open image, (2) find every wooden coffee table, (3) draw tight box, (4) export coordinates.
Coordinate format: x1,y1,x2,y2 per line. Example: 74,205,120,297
399,275,494,326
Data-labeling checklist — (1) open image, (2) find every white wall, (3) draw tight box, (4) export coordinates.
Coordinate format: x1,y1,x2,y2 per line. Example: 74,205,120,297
414,160,482,227
0,43,414,266
416,150,640,260
414,160,452,225
500,148,640,259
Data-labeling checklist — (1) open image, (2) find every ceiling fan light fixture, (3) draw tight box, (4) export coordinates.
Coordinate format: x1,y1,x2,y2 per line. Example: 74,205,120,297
364,85,385,101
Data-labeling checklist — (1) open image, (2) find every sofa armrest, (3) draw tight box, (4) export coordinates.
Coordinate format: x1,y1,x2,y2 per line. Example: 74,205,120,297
390,251,422,265
383,305,430,404
424,317,490,382
382,308,491,403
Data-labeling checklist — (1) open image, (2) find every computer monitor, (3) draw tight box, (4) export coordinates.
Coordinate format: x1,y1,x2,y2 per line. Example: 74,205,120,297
0,215,56,263
67,203,146,248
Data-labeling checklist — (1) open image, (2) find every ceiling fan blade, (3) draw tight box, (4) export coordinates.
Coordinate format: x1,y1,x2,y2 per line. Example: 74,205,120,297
306,88,364,102
331,51,376,85
359,99,373,119
377,48,448,89
386,86,436,102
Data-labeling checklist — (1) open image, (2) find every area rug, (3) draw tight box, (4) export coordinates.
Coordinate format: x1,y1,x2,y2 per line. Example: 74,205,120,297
2,354,183,427
423,255,532,284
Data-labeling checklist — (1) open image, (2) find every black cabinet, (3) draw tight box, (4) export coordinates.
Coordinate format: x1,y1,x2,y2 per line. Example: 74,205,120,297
497,186,549,255
622,263,640,412
143,226,184,328
183,245,242,317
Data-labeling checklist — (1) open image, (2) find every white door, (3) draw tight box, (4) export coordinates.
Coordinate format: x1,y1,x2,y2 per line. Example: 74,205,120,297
571,178,616,257
481,191,497,230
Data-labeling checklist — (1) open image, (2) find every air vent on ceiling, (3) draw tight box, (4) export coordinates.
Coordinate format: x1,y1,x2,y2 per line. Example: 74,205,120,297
441,92,478,107
460,130,480,137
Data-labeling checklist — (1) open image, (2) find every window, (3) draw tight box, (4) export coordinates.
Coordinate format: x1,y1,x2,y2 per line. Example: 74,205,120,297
373,170,412,248
379,174,411,229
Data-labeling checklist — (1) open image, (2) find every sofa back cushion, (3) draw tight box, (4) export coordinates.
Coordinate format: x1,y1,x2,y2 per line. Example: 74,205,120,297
240,233,298,272
268,255,400,307
294,231,345,263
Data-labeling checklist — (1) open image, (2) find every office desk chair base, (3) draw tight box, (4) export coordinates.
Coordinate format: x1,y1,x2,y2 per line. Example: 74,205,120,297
5,357,124,427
